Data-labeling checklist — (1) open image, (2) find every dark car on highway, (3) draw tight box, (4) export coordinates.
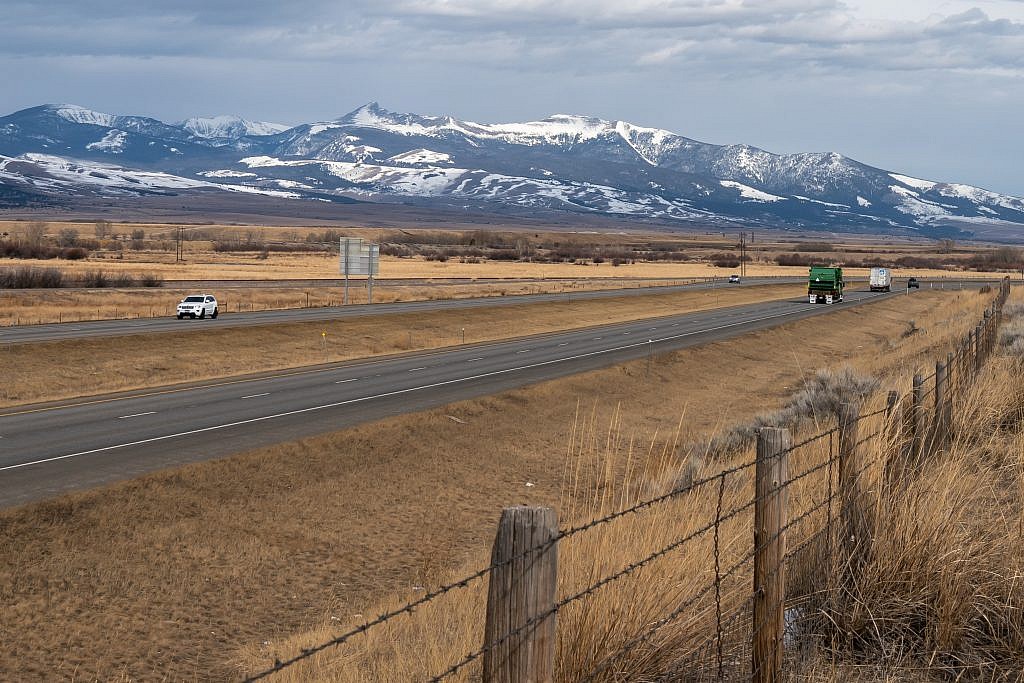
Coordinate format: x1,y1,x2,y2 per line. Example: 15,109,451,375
907,277,920,289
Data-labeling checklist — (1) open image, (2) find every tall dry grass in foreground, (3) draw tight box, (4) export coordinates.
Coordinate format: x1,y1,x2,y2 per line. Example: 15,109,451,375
805,352,1024,680
243,296,1024,682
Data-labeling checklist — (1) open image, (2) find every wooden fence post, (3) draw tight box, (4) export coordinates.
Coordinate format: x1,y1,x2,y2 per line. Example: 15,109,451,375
946,352,956,434
883,391,903,494
483,507,558,683
838,402,869,565
753,427,790,683
975,324,983,375
983,310,992,361
910,373,924,470
933,360,948,454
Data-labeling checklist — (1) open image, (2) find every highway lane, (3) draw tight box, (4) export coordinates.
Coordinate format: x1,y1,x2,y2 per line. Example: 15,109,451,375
0,277,802,344
0,288,896,507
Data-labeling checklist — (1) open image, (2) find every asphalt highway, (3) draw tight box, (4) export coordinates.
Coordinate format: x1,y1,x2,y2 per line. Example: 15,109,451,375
0,277,801,344
0,287,898,507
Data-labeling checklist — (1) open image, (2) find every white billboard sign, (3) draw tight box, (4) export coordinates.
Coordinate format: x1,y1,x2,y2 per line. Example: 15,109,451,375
340,238,379,276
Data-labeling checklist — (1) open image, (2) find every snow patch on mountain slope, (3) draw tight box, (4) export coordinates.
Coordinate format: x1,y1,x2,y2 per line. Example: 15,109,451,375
720,180,785,202
239,155,465,195
3,153,300,198
890,173,936,191
308,123,345,136
793,195,849,208
938,183,1024,212
50,104,117,127
199,169,258,178
888,184,950,218
388,149,453,165
20,153,210,190
614,121,680,165
86,130,127,153
857,196,872,207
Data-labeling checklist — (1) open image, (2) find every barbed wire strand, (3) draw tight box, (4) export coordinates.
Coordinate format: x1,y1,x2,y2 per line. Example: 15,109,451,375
431,494,761,682
244,330,972,681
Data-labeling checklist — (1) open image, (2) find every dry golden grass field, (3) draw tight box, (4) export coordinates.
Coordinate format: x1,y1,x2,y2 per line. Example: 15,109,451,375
1,219,1020,285
0,288,995,681
2,219,1018,328
0,278,693,326
0,283,804,407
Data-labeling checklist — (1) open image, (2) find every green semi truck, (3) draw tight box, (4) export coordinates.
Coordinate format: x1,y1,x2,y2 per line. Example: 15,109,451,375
808,266,844,304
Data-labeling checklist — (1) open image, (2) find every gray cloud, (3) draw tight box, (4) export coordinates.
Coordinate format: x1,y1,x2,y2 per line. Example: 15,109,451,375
1,1,1023,194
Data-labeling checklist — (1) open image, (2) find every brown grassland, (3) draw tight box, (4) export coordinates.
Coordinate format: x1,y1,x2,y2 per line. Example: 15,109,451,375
0,283,804,407
2,219,1020,284
2,220,1018,328
0,287,1003,682
0,278,692,327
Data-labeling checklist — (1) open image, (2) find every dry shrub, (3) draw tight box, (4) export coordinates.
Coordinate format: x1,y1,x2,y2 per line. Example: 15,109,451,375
697,366,879,456
0,266,64,288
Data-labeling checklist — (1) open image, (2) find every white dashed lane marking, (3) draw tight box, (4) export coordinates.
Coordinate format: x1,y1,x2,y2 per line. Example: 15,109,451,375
241,393,270,399
335,378,359,384
118,411,156,419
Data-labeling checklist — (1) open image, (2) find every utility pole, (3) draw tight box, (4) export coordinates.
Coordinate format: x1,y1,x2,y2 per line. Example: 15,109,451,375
176,226,184,262
739,231,747,279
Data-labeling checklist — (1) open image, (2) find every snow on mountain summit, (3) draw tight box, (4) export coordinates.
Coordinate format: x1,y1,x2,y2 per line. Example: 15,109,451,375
181,115,289,139
3,101,1024,236
47,104,118,127
335,102,684,150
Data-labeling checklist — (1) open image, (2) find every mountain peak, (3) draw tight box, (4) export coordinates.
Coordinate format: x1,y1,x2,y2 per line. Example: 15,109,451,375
338,101,392,124
180,115,289,139
44,104,118,127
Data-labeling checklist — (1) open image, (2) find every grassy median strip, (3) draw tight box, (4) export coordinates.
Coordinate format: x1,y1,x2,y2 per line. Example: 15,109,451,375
0,283,803,407
0,290,991,681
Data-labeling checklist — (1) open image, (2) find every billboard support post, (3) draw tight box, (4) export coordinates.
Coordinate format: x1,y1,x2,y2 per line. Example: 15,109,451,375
340,237,379,305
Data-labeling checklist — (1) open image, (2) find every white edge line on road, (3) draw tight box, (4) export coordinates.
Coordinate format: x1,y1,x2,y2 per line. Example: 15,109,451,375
117,411,156,419
240,393,270,399
0,304,812,474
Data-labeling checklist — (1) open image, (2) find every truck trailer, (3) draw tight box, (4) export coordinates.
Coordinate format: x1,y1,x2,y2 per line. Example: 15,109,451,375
808,266,844,304
869,267,892,292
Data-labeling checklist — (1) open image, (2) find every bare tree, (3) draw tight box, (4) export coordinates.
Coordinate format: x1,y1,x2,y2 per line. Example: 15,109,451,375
57,228,79,247
24,221,48,247
94,220,112,239
938,239,957,253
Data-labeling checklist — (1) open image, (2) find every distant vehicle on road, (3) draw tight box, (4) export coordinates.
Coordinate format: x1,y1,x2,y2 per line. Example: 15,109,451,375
808,266,844,304
869,267,892,292
907,277,920,289
177,294,218,319
728,274,741,283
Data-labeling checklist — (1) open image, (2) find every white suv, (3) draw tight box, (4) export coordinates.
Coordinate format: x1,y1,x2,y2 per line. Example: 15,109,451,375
176,294,218,320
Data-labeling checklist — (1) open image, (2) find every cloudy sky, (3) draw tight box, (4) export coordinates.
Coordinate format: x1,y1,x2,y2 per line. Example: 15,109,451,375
3,0,1023,194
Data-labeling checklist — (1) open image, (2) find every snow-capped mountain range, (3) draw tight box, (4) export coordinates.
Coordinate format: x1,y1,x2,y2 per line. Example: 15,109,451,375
1,102,1022,237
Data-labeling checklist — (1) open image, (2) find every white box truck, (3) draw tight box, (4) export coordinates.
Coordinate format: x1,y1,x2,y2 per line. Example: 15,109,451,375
869,267,891,292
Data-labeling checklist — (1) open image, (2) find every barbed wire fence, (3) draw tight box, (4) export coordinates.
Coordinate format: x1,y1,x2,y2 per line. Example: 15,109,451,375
242,277,1011,683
